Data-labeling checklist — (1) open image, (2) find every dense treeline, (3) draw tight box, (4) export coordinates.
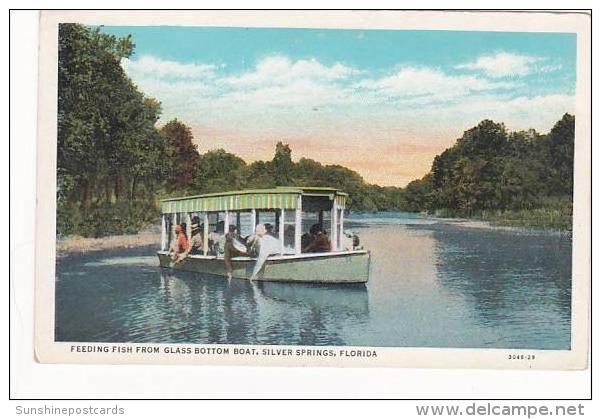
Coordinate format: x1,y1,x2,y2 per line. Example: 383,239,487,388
177,139,405,212
402,115,575,229
57,24,574,237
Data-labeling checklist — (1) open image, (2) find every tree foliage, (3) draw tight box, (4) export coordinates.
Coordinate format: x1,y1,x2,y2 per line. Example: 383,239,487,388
57,24,171,236
160,119,200,192
185,142,406,212
400,114,575,225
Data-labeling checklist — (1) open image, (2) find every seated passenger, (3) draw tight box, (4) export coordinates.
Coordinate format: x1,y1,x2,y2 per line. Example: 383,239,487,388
180,218,203,259
208,221,225,255
171,223,189,262
302,224,331,253
245,230,261,257
341,229,356,251
301,232,312,250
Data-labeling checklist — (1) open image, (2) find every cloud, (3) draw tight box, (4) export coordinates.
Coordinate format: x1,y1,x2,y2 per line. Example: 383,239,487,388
454,52,548,78
356,67,512,103
119,54,573,148
217,79,351,108
223,55,361,87
121,55,218,79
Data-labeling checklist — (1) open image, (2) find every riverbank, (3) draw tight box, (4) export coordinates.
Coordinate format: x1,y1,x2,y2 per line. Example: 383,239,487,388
430,206,573,233
57,225,160,255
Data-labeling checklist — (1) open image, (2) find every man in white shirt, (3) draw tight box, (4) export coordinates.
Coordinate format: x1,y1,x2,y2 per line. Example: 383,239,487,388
250,223,281,281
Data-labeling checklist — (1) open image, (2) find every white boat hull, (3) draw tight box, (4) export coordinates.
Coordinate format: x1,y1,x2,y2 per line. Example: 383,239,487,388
157,250,370,283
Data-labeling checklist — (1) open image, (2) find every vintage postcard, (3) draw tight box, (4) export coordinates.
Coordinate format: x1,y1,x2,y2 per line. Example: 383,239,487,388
34,10,591,369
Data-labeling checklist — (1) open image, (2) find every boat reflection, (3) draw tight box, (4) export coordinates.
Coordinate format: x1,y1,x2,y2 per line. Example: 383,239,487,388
157,268,369,345
255,281,368,312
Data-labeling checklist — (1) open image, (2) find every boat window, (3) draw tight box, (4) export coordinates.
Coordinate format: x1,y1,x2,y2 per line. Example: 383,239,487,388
257,210,277,236
169,213,179,246
208,212,220,234
300,211,331,238
237,211,254,238
282,209,296,252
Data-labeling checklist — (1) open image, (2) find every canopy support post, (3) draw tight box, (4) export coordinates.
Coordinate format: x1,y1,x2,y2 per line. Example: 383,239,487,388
185,212,192,239
279,208,285,255
160,214,167,251
331,199,338,251
203,212,209,256
250,209,256,233
169,213,176,250
339,207,344,250
294,195,302,254
224,210,230,234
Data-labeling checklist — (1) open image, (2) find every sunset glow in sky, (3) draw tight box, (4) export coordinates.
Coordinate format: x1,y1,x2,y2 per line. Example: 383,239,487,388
103,26,576,186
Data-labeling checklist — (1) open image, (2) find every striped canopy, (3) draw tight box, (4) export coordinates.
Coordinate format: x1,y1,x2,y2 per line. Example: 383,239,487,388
161,187,347,214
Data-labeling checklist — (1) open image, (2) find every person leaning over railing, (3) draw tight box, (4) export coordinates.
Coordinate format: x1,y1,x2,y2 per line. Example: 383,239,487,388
224,224,248,280
250,223,281,281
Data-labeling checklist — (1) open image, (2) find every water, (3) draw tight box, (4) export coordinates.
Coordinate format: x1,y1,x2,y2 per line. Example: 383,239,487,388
55,213,572,349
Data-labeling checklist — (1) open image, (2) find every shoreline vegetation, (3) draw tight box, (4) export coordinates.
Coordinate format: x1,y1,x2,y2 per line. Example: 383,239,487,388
57,226,160,255
56,24,575,240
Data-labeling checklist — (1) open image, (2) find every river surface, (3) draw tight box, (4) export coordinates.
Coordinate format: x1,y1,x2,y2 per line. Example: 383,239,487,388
55,213,572,349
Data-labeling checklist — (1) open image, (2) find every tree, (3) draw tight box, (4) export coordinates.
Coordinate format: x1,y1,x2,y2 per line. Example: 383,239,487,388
547,113,575,195
161,119,200,192
57,24,171,236
58,23,136,207
397,115,575,218
456,119,509,158
272,141,293,185
58,24,167,205
192,149,246,193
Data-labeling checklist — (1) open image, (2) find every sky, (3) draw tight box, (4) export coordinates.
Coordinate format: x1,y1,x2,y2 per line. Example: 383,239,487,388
101,26,576,186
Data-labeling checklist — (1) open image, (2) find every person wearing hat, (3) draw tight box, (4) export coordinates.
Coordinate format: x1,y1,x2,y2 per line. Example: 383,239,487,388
178,216,204,261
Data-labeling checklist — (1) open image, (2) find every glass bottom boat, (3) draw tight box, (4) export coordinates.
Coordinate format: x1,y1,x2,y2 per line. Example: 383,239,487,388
157,187,371,284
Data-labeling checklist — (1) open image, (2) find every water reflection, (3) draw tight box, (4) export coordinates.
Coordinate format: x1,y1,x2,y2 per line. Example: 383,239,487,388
154,269,369,345
424,224,571,349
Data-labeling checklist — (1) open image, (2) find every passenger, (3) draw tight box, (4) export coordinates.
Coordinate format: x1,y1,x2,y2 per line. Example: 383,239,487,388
245,229,261,257
179,218,203,259
171,223,189,262
301,232,312,250
341,230,355,251
250,223,281,281
302,223,331,253
224,225,248,280
208,221,225,255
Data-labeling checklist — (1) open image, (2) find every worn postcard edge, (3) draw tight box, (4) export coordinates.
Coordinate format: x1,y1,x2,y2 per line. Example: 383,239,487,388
33,10,591,370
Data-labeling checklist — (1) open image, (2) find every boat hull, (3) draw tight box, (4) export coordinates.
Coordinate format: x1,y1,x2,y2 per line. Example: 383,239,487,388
157,250,370,283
